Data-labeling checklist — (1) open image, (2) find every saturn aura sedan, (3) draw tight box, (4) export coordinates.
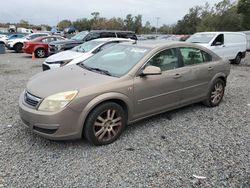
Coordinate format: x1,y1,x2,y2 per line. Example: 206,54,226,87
19,41,230,145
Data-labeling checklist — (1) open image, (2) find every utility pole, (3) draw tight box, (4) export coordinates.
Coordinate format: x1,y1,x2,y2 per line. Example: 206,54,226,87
156,17,160,35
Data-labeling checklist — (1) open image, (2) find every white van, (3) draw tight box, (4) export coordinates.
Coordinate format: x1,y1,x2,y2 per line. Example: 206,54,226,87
186,32,247,64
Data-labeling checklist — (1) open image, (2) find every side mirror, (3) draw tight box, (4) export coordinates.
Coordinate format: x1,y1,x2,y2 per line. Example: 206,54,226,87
141,65,162,76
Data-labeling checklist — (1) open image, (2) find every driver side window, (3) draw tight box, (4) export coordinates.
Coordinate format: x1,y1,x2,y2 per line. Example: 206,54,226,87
212,34,224,46
147,48,178,72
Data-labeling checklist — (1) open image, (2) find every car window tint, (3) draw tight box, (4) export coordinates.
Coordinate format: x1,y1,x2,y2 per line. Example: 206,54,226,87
117,32,137,40
212,34,224,46
180,47,204,66
147,48,178,71
85,33,101,41
100,32,116,38
202,51,212,62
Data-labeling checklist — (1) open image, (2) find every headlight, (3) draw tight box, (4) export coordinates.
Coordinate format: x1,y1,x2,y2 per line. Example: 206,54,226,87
60,59,73,67
38,90,78,112
57,44,64,51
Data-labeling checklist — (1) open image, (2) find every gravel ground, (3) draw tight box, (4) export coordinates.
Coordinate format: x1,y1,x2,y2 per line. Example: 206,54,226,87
0,50,249,188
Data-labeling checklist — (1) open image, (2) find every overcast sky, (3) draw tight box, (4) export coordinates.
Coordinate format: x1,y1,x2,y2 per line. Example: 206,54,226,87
0,0,223,26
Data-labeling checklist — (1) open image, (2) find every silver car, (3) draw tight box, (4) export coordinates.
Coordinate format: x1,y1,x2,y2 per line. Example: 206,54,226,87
19,41,230,145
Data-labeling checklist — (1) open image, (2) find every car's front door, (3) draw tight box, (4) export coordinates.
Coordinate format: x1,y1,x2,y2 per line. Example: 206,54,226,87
210,34,227,59
133,48,184,119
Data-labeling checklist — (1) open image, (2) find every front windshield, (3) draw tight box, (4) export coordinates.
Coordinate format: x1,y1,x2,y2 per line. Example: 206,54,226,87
80,44,150,77
71,31,89,40
71,40,102,53
186,33,216,43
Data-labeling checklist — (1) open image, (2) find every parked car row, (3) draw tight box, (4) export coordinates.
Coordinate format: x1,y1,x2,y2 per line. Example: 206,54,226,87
42,38,133,70
6,33,50,52
19,39,231,145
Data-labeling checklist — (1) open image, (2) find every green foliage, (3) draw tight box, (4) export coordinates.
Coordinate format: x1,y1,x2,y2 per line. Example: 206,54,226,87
18,20,29,28
173,0,245,34
57,20,72,30
238,0,250,29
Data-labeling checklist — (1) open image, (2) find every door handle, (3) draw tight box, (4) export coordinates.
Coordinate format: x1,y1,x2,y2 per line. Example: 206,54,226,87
173,73,182,79
208,67,214,71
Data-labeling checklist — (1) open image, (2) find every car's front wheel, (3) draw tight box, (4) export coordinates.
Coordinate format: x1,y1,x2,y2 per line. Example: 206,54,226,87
204,78,225,107
14,43,23,53
84,102,126,146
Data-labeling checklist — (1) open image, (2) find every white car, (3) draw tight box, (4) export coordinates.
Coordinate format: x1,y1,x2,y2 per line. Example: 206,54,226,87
0,34,8,45
42,38,133,71
186,32,247,64
6,33,50,52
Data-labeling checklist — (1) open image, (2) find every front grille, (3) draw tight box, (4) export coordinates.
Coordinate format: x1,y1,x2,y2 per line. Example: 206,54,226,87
42,64,50,71
24,91,41,108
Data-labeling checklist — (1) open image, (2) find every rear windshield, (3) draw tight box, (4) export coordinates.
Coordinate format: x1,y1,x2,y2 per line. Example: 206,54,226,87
71,40,102,53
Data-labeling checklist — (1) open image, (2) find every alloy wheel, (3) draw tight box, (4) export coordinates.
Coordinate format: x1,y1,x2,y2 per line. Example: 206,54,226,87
94,109,122,142
211,82,224,105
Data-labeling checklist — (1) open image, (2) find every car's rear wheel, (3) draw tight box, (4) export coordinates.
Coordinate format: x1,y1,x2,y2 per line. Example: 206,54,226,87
234,53,242,64
35,48,46,58
203,78,225,107
84,102,126,146
14,43,23,53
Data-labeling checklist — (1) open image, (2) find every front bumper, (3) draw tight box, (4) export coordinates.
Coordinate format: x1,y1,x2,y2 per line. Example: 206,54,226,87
6,43,14,50
42,62,61,71
19,92,83,140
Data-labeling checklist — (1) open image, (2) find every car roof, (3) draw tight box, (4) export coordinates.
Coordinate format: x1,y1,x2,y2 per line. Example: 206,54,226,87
118,41,221,58
90,30,135,33
91,38,134,42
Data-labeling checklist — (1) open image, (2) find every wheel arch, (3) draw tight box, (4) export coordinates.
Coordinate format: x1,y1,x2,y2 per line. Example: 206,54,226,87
209,72,227,88
77,92,133,137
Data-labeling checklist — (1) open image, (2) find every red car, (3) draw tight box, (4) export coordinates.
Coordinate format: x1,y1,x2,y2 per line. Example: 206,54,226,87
22,36,65,58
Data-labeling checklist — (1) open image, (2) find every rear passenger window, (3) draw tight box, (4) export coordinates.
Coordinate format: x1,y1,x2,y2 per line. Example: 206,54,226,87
100,32,116,38
147,48,178,71
117,32,137,40
85,33,101,41
180,47,212,66
202,51,212,62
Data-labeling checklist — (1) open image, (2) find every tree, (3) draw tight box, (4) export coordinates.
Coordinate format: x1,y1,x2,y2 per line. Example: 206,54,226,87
57,20,72,30
73,18,91,31
238,0,250,29
134,15,142,34
124,14,134,31
142,21,151,34
18,20,29,28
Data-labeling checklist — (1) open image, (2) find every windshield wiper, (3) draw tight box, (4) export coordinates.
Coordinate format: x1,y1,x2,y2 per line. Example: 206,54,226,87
78,63,113,76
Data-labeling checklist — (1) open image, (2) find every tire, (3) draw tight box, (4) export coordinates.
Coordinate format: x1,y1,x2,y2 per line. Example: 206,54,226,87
84,102,126,146
35,48,46,58
14,43,23,53
233,53,242,64
203,78,225,107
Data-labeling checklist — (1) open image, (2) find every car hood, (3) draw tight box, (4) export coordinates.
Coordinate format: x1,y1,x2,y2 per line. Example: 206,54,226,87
50,39,82,45
45,50,83,62
26,64,116,98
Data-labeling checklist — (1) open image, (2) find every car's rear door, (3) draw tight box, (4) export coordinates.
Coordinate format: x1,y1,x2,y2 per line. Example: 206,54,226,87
177,47,216,105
